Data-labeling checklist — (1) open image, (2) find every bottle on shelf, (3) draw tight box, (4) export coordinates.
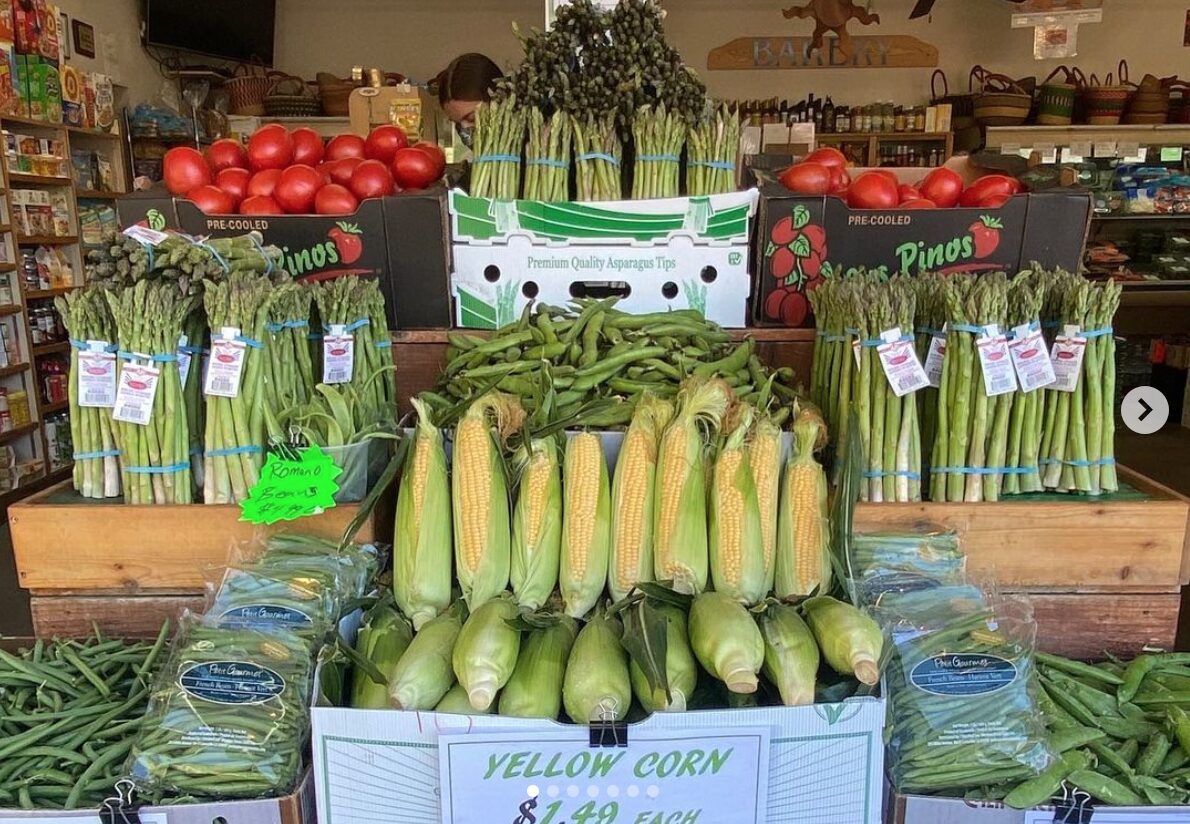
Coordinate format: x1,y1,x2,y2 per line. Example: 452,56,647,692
822,97,835,134
836,105,851,134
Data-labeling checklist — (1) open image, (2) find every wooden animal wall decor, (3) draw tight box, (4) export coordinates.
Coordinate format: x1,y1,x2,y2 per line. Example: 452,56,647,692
783,0,881,58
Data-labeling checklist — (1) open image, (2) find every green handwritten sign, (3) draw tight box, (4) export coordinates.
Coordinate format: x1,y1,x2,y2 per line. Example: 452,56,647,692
438,727,769,824
239,447,341,525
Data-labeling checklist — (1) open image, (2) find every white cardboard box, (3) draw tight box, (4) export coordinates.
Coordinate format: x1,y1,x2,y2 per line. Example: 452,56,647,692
891,792,1190,823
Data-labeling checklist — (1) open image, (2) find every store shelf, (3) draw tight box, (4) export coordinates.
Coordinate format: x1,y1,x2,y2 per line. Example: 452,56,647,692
0,362,29,377
25,286,77,300
76,189,123,200
1092,213,1189,221
38,398,68,414
32,341,69,357
7,173,73,186
17,235,77,246
817,131,951,142
0,263,16,274
0,113,66,131
44,464,72,484
987,124,1190,148
65,125,120,141
0,422,39,444
0,304,23,316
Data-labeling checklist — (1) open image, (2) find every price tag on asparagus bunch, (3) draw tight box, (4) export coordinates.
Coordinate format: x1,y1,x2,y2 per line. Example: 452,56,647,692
876,327,930,397
976,325,1018,397
1049,325,1087,393
923,326,947,389
1009,323,1056,393
77,341,116,408
205,327,247,398
112,358,160,426
438,726,770,824
323,325,355,385
240,446,341,525
176,335,194,386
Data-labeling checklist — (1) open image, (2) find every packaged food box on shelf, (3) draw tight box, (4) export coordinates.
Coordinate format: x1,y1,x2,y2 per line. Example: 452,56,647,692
449,188,757,329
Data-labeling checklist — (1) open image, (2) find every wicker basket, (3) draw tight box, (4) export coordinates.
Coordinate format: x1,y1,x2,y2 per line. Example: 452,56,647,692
931,68,982,131
317,73,358,117
1170,82,1190,125
264,75,320,118
1123,72,1173,124
1036,66,1077,125
1084,61,1133,126
974,73,1032,126
226,63,276,117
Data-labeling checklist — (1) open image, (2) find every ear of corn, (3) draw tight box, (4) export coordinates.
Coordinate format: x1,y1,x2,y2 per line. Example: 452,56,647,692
563,610,631,723
349,603,413,709
499,616,579,718
654,378,732,595
452,594,522,711
394,398,452,630
749,411,784,595
689,591,764,694
389,601,467,710
560,433,612,619
452,393,525,608
759,602,819,707
435,682,492,715
775,404,831,599
802,595,883,686
709,404,767,606
629,603,697,713
510,437,563,611
608,396,674,603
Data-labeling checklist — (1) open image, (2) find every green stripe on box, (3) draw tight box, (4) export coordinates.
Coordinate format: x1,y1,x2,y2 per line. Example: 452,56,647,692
457,288,497,330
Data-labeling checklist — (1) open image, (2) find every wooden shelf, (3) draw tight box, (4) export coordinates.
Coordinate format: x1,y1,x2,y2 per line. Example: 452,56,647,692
65,125,120,141
0,422,39,444
76,190,123,200
0,113,66,131
987,124,1190,149
1092,213,1188,221
38,398,68,414
818,131,952,142
0,362,29,377
25,286,77,300
8,173,73,186
32,341,69,357
0,263,16,274
43,464,73,484
17,235,77,246
0,304,23,316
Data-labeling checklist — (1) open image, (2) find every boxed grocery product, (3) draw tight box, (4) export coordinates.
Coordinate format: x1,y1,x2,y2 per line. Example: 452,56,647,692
49,189,69,235
37,0,58,64
81,69,95,127
91,72,114,130
70,147,94,188
12,52,30,117
10,189,30,235
34,56,60,122
59,61,81,125
0,41,14,115
13,0,37,55
27,188,52,235
0,3,12,42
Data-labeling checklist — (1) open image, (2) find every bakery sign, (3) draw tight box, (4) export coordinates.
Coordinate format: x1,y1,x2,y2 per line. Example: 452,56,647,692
708,34,938,70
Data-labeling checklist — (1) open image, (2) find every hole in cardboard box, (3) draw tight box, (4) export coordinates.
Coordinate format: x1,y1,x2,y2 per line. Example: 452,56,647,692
522,281,539,299
483,265,500,283
570,281,631,300
661,282,678,299
700,266,718,284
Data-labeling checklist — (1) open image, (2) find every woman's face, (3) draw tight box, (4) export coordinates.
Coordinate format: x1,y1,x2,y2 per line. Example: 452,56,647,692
444,99,481,129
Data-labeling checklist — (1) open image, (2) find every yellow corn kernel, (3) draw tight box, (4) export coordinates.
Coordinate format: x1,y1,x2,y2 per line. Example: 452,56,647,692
710,403,766,606
560,433,610,619
653,378,731,595
774,405,831,599
608,396,674,602
749,414,783,594
510,437,562,611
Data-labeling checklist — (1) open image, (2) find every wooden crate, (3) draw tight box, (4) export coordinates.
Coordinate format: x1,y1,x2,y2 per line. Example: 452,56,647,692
28,594,206,638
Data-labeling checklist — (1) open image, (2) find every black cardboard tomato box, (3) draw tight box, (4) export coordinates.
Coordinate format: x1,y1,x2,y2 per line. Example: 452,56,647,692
753,182,1092,327
115,189,453,331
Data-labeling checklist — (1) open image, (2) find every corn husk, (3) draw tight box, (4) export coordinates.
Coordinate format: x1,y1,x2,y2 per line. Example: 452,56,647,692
500,616,578,718
453,594,522,711
563,610,631,723
349,603,413,709
709,403,767,606
510,437,563,611
802,595,883,685
560,433,612,619
689,591,764,694
435,683,493,715
758,601,819,707
774,404,831,599
389,601,466,710
629,603,697,713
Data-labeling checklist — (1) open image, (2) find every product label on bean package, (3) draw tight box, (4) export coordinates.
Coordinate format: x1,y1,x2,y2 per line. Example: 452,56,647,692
910,653,1018,698
178,660,285,705
219,604,314,629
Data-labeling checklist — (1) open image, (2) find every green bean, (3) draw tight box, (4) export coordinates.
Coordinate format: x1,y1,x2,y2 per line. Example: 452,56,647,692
1096,714,1158,741
1161,746,1190,773
1069,769,1145,805
1120,655,1160,703
1138,732,1172,776
1004,750,1091,809
1037,652,1124,686
1087,739,1135,776
1043,670,1120,717
1051,725,1106,753
1169,706,1190,754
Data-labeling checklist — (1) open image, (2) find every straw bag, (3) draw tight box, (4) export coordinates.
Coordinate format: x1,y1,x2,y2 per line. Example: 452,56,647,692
1170,81,1190,125
974,73,1032,126
1124,71,1174,125
1036,66,1077,125
264,75,320,118
226,63,276,117
931,68,982,131
317,73,359,117
1083,61,1133,126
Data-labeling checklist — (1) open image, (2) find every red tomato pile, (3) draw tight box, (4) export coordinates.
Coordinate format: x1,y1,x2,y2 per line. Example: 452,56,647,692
162,124,446,216
778,150,1024,210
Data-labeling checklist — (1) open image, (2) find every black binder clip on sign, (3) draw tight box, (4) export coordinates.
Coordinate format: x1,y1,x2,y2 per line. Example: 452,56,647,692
1053,784,1094,824
100,779,143,824
589,701,629,748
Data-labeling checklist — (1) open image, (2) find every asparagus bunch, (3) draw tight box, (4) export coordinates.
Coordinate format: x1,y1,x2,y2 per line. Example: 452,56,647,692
202,273,277,504
523,108,572,202
313,278,394,413
912,273,947,483
266,282,316,410
807,278,853,469
1001,272,1047,495
87,231,281,293
687,104,741,196
105,281,196,504
471,96,526,200
55,287,121,499
631,103,686,200
574,113,623,201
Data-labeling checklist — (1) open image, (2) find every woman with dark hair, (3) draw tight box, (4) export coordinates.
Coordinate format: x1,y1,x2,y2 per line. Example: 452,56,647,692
437,53,504,142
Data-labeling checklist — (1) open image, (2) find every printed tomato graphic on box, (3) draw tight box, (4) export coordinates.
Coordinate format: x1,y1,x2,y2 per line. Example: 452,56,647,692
762,204,830,326
968,215,1003,259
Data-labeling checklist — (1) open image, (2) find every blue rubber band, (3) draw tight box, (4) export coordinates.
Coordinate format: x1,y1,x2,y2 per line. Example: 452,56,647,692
375,340,392,349
1038,457,1117,468
325,319,371,335
204,445,263,458
689,159,736,171
862,334,914,347
197,239,230,273
929,466,1038,475
915,327,945,337
189,445,203,456
178,344,203,355
863,470,923,480
267,319,310,333
637,154,680,163
950,323,987,334
1006,321,1041,340
124,462,189,475
476,154,521,164
815,329,828,337
577,152,621,166
73,449,120,460
1083,326,1114,339
844,327,861,336
528,158,568,168
71,339,117,353
118,350,177,363
248,233,275,276
823,335,848,343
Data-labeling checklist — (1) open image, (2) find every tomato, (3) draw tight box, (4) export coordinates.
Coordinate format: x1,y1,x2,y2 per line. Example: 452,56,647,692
327,157,363,187
240,195,282,215
326,134,366,162
314,184,360,215
391,147,441,190
247,169,282,199
870,169,900,187
214,167,251,206
247,124,293,172
898,183,923,203
162,147,210,196
778,162,832,195
959,174,1021,208
411,142,447,178
918,167,964,209
829,166,851,193
291,128,325,167
803,147,848,169
349,159,395,200
980,193,1013,209
273,164,324,214
186,184,235,215
900,198,938,209
315,162,334,186
205,139,248,175
365,125,409,164
846,172,900,209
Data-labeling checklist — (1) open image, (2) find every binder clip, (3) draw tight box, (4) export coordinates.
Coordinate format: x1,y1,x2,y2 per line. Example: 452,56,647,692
1053,784,1094,824
100,779,142,824
588,701,628,749
268,426,305,462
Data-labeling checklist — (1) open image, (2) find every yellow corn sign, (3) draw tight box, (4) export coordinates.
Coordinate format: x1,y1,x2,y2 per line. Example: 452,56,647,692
708,35,938,70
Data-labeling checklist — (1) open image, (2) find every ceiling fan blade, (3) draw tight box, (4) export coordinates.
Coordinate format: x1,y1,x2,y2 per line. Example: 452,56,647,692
909,0,937,18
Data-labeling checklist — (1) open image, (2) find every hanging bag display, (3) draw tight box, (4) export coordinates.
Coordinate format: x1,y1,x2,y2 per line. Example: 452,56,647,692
1035,66,1077,125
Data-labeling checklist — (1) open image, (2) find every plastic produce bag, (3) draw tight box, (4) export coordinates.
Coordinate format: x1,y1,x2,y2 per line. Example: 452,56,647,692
848,529,966,609
258,533,383,604
125,618,313,799
882,587,1053,794
205,565,339,644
